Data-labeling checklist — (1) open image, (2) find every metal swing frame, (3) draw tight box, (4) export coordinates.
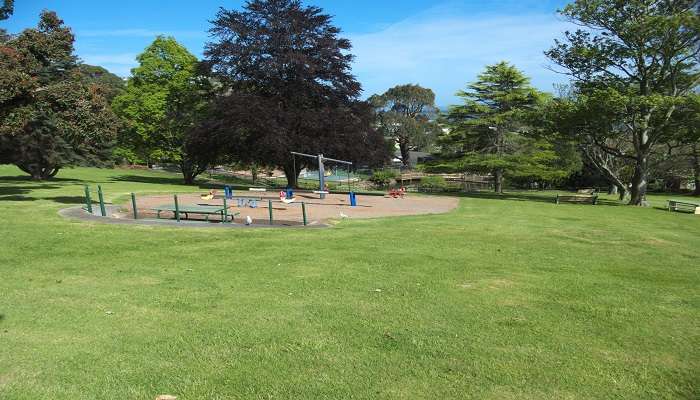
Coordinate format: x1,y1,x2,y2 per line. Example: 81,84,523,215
290,152,353,199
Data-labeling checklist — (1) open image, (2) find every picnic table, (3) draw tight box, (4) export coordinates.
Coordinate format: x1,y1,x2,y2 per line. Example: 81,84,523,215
152,204,239,222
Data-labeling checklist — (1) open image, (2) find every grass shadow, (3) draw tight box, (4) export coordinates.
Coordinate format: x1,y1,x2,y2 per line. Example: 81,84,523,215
46,196,88,205
450,191,557,204
0,175,83,183
0,195,37,202
110,174,226,191
427,190,627,207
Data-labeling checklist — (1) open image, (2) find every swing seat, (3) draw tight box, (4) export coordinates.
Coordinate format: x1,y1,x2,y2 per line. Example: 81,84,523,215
281,197,296,204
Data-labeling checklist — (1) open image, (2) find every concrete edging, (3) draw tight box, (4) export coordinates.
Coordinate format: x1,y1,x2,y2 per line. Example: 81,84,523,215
58,206,330,229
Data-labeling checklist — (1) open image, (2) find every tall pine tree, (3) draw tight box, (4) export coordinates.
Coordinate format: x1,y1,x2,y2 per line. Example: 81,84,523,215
439,62,574,192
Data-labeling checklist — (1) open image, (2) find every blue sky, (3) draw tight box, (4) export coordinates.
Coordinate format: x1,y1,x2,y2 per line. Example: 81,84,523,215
3,0,574,106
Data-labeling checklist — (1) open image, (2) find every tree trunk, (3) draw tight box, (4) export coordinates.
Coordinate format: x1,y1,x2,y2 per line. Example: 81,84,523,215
493,168,504,193
692,143,700,196
180,159,204,185
629,155,649,206
616,184,628,201
608,185,618,195
17,163,59,180
283,164,300,188
398,139,411,168
251,166,258,184
581,146,628,202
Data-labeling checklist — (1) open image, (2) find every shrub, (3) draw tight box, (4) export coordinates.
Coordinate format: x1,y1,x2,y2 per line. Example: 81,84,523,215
369,169,398,187
418,175,459,192
112,147,141,165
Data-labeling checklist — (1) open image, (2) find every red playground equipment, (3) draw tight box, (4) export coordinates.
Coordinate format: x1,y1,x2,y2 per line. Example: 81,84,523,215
389,187,406,199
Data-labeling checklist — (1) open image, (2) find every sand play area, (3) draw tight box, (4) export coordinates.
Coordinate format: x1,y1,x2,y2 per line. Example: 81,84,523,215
116,191,459,226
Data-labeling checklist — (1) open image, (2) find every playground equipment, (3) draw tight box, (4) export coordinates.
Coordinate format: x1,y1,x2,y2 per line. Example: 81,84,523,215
291,151,354,201
279,189,297,204
389,188,407,199
83,185,108,217
201,190,217,201
80,186,315,227
153,194,236,223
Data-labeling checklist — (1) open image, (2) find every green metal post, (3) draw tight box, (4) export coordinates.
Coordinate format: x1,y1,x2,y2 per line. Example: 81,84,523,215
84,185,93,214
268,200,273,225
174,194,180,222
302,202,307,226
131,193,138,220
223,197,228,223
97,185,106,216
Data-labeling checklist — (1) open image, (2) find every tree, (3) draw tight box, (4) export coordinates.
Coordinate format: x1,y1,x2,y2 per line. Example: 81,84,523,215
0,0,11,21
546,0,699,205
78,64,125,102
438,62,573,193
0,0,13,39
665,93,700,195
203,0,389,187
0,11,118,180
369,84,439,168
163,69,219,184
112,36,214,183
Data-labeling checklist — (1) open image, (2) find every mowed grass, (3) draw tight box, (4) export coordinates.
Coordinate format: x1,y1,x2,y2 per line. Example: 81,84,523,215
0,165,698,400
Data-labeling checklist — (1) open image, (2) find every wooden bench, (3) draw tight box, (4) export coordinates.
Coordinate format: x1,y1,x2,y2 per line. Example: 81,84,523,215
152,204,239,222
577,188,598,195
667,199,700,214
555,194,598,205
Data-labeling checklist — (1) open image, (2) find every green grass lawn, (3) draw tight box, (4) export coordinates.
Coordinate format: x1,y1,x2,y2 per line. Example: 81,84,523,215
1,165,698,399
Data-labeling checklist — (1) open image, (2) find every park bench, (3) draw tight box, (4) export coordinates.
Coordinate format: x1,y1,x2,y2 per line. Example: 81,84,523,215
152,204,239,222
555,194,598,205
577,188,597,195
667,199,700,214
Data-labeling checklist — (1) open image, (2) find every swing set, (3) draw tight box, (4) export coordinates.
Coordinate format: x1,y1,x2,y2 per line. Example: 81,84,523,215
290,151,356,204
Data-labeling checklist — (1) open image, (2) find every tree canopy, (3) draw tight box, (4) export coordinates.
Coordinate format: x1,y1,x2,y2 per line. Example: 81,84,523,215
369,84,439,168
545,0,699,204
78,64,125,102
202,0,388,186
0,11,118,180
436,62,577,192
112,36,214,183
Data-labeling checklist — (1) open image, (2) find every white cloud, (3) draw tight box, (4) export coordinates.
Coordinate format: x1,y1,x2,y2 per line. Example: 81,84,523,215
79,29,205,39
349,8,574,106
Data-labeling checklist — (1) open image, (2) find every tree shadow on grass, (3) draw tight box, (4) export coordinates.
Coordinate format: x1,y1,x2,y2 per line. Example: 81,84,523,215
46,196,88,205
0,195,38,202
429,190,625,207
110,174,188,186
0,175,83,184
0,184,64,202
110,174,221,190
451,191,557,204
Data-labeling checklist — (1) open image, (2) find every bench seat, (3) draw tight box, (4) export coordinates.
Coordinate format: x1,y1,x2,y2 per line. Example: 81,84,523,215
152,204,240,222
555,194,598,205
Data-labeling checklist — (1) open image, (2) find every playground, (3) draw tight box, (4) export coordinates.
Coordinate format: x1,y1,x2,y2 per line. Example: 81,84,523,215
74,151,459,227
108,190,458,226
